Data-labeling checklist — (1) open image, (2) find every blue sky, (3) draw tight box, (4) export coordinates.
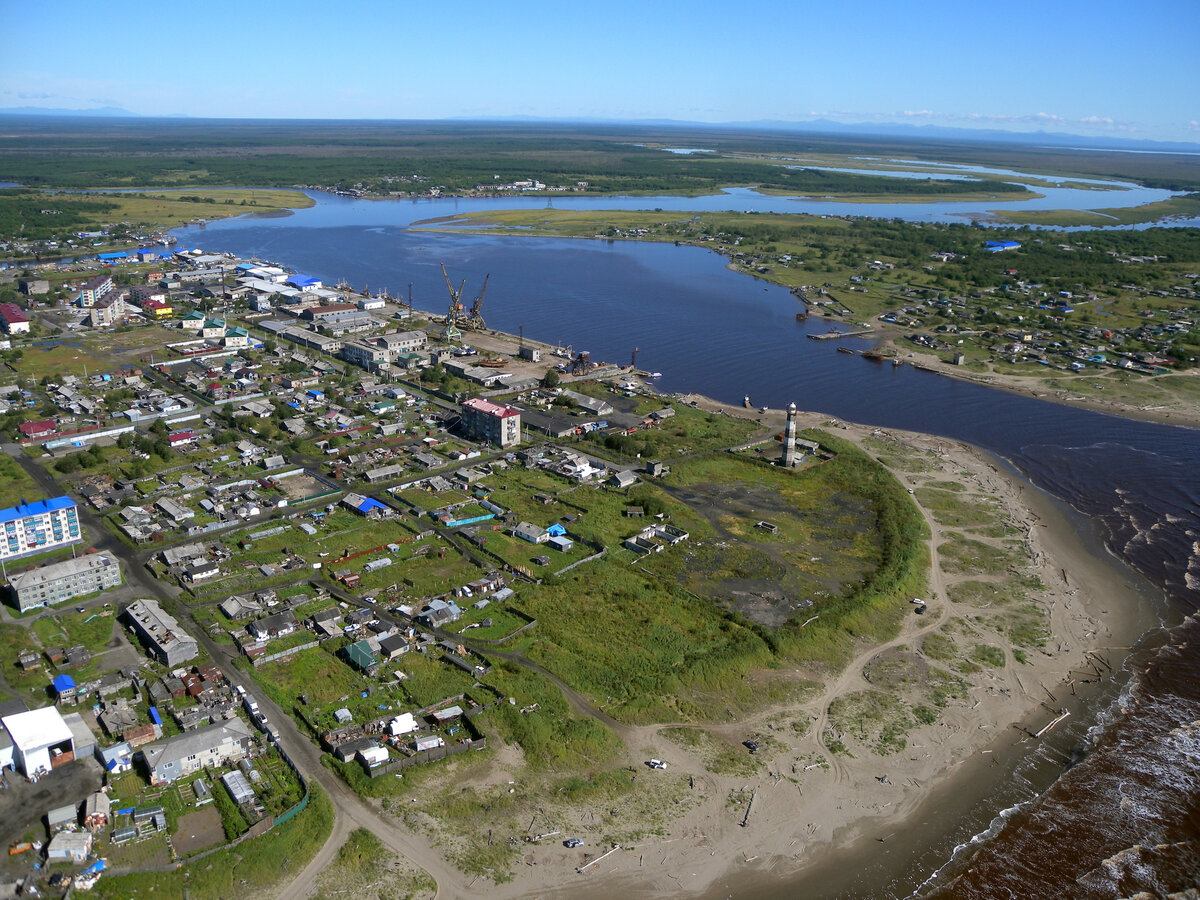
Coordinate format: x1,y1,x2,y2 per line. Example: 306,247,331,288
2,0,1197,142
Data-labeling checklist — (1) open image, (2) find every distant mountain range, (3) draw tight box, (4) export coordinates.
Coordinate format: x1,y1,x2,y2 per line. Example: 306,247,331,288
0,105,138,117
1,107,1197,154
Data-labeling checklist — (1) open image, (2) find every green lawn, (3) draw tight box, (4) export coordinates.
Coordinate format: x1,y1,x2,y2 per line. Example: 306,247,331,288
0,455,41,509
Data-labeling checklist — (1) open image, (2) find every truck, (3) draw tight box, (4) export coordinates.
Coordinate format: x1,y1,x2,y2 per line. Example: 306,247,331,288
243,694,259,715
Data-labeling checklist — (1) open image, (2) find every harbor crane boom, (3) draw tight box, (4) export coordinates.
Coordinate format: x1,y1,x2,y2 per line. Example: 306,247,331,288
440,262,465,341
467,273,490,330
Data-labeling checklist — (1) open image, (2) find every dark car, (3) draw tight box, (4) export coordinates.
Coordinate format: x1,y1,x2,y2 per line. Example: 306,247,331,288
744,739,759,753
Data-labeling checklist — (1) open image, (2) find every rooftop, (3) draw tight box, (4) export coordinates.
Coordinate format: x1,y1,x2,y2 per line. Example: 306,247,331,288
0,496,75,524
2,706,72,750
7,554,118,590
141,718,253,769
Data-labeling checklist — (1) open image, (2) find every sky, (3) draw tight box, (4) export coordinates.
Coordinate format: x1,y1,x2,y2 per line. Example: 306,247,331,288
2,0,1198,143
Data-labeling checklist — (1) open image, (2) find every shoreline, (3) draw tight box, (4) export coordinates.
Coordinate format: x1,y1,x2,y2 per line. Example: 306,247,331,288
404,217,1200,430
871,339,1200,431
461,398,1162,899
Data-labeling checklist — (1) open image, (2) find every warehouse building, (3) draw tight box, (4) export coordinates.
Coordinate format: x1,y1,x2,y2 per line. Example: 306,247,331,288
124,597,199,666
1,706,75,779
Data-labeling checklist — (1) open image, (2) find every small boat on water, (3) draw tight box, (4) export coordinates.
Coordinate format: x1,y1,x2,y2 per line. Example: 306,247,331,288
837,347,856,355
649,372,663,378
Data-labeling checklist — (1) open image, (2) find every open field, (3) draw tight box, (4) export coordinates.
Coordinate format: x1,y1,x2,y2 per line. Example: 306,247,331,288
987,192,1200,226
6,323,175,381
0,454,41,508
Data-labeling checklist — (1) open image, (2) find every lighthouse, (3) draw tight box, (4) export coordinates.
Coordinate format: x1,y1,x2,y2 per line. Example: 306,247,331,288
780,402,798,467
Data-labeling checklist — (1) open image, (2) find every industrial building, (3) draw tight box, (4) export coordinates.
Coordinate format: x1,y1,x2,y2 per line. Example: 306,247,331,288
6,553,122,612
461,397,522,448
124,597,199,666
0,496,82,563
1,706,75,778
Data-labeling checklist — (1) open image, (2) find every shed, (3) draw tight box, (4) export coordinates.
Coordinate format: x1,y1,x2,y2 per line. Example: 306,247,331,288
415,735,445,752
221,770,256,806
62,712,97,760
333,736,377,763
358,745,389,768
192,778,212,805
84,791,111,831
547,535,574,552
47,803,79,832
389,712,416,735
47,831,92,863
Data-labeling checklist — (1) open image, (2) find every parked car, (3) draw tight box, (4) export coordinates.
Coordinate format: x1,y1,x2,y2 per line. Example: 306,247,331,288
743,740,759,753
646,758,667,769
563,838,584,848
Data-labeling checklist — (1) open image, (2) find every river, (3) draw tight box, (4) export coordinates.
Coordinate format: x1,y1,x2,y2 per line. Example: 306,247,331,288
170,188,1200,898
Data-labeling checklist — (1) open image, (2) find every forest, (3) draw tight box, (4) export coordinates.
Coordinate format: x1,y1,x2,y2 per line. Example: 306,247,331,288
2,117,1194,195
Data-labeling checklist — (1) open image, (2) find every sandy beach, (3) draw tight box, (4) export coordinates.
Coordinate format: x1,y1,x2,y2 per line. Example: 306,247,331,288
445,400,1161,900
280,391,1162,900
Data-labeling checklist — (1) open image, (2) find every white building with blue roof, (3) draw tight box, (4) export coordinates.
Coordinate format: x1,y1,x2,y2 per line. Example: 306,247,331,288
0,496,82,563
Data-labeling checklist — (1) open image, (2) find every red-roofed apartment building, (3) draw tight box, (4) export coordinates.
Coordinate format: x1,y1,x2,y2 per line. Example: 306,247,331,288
461,398,522,448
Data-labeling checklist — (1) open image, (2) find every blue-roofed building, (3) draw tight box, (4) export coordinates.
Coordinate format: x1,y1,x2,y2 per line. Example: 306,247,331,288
97,252,128,261
984,240,1021,252
341,492,388,517
0,496,82,563
95,741,133,774
53,674,77,703
286,274,322,291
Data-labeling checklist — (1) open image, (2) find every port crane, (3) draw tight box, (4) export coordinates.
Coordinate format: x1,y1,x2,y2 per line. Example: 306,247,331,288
440,263,465,341
466,273,490,330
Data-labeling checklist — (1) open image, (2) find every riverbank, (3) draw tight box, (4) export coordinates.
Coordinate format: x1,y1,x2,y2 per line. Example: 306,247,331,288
870,336,1200,430
433,397,1160,900
408,208,1200,430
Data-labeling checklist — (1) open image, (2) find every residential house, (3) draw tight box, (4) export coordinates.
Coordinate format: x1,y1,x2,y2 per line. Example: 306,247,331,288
139,718,254,784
